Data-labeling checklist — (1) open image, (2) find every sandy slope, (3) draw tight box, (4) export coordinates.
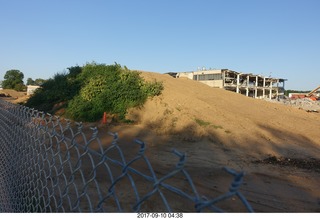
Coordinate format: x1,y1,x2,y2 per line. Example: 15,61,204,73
127,72,320,159
116,71,320,212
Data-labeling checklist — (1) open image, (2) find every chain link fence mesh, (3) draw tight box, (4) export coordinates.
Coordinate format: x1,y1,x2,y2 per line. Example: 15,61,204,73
0,99,253,212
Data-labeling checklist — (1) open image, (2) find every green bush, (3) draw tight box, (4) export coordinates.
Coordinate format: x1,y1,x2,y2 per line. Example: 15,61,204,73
143,80,164,97
66,63,163,122
25,66,82,112
14,83,27,92
25,62,163,122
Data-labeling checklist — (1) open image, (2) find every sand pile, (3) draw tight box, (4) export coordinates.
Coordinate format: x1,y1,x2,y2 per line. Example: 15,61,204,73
127,72,320,159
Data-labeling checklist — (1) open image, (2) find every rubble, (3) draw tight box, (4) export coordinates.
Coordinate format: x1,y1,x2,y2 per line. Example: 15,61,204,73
264,96,320,112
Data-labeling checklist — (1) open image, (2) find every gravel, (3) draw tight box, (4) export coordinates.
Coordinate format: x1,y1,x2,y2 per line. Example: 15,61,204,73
264,97,320,112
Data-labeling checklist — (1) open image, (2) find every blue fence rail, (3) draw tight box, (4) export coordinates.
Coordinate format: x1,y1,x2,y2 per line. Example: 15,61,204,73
0,99,253,212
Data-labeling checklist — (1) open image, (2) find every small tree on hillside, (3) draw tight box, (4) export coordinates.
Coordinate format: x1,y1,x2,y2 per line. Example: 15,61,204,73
2,69,25,91
27,78,35,85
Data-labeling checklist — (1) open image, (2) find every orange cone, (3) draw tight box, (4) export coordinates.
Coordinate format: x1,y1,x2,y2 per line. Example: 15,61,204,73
102,112,107,124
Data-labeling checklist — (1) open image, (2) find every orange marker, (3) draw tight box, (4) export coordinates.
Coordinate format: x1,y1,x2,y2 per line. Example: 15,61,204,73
102,112,107,124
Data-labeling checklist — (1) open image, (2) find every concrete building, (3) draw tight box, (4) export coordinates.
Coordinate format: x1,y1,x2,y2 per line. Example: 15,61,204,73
175,69,287,99
27,85,40,95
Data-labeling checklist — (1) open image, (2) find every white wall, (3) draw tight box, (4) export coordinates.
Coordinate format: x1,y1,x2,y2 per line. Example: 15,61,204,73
27,85,40,95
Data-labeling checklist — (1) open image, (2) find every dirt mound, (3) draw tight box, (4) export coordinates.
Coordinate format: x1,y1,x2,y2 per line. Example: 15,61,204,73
119,71,320,212
0,89,28,103
0,89,26,98
127,71,320,160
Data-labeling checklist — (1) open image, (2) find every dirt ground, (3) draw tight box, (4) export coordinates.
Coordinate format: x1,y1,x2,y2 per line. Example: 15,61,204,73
1,72,320,212
0,89,29,104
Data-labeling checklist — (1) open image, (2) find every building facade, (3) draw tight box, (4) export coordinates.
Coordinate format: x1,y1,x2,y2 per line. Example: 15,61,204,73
175,69,287,99
27,85,40,95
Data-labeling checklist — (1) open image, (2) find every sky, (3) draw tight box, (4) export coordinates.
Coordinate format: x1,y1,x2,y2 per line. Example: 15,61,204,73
0,0,319,90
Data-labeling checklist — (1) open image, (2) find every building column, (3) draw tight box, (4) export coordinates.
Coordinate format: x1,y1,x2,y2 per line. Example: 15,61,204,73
236,74,240,93
276,79,279,97
269,80,273,99
263,77,266,98
222,72,225,87
245,75,249,96
255,76,258,98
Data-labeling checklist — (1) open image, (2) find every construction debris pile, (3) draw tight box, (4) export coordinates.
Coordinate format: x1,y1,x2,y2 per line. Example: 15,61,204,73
265,97,320,112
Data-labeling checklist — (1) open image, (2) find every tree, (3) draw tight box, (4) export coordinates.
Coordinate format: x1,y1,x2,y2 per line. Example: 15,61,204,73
2,69,25,91
27,77,46,86
34,78,46,86
27,78,35,85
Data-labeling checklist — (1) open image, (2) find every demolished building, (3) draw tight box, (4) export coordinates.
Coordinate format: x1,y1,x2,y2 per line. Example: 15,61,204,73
174,69,287,99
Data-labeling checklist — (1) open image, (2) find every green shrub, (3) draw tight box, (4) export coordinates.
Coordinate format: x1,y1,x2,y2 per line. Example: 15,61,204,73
66,63,163,122
143,80,164,97
67,95,104,122
194,118,211,127
25,62,163,122
25,67,82,113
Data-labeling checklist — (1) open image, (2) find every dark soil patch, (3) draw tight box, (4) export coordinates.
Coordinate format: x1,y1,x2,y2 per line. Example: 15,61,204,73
253,156,320,172
0,93,11,97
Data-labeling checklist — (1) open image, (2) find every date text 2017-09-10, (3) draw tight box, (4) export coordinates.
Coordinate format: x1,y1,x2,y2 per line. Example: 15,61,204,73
137,213,183,218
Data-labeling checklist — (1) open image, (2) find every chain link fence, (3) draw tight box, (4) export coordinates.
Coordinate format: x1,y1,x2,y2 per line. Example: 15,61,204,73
0,99,253,212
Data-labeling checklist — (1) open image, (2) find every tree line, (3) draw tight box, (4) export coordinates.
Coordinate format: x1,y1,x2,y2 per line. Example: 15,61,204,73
1,69,45,91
